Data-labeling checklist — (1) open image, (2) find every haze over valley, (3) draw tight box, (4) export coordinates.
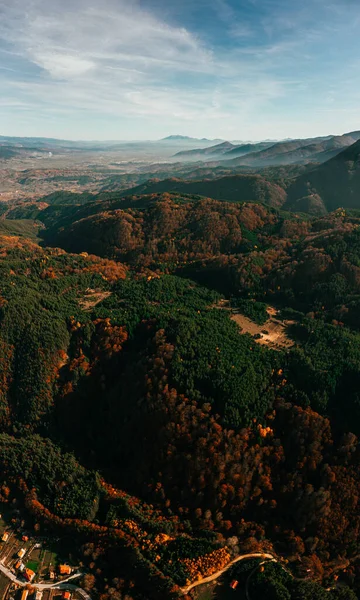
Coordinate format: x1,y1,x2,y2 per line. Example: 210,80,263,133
2,128,360,217
2,1,360,600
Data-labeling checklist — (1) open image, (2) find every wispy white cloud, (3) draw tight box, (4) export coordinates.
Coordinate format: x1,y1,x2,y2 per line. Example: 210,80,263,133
1,0,360,139
0,0,288,126
0,0,213,76
34,54,95,78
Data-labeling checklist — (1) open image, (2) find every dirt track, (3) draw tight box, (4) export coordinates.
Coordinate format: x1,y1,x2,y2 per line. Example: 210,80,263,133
79,291,112,311
180,552,275,595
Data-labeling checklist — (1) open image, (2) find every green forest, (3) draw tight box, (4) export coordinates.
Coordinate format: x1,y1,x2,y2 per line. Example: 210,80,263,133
1,193,360,599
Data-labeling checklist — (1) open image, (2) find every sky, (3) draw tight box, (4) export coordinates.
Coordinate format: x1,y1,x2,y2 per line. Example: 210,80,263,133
1,0,360,140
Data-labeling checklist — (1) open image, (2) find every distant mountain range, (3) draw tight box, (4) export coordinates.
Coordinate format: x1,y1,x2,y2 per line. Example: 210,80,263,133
2,131,360,167
160,135,224,143
172,131,360,168
174,141,237,158
226,132,360,168
0,134,226,157
174,141,274,160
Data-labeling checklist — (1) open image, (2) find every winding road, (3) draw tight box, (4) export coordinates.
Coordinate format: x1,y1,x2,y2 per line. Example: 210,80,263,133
0,562,91,600
180,552,276,594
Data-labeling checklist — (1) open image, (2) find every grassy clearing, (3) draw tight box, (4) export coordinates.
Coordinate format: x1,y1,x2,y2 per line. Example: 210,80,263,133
230,306,295,351
26,560,40,573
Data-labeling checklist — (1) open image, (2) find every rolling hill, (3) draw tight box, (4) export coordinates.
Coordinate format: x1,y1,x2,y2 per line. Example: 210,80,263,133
222,141,276,158
174,141,275,161
285,138,360,215
118,174,287,207
174,141,237,159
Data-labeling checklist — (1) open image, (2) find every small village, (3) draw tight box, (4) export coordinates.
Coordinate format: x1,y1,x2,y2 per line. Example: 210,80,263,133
0,513,85,600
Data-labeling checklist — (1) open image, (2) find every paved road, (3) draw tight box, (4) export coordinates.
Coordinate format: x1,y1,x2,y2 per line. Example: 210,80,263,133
180,552,275,594
0,562,91,600
50,582,92,600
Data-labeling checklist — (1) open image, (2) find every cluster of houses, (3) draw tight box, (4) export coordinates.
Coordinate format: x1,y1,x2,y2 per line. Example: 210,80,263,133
14,557,72,584
48,564,72,581
2,532,29,544
1,527,74,593
15,545,35,582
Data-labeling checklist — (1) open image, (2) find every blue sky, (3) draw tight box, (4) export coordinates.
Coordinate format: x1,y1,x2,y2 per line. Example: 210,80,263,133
1,0,360,140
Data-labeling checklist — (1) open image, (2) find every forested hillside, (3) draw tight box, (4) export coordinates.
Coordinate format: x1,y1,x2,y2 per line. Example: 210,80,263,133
117,174,287,208
39,195,277,261
1,196,360,599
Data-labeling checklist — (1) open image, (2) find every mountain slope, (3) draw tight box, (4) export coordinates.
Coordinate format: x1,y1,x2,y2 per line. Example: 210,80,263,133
222,141,275,158
119,174,287,207
285,139,360,214
174,141,236,159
